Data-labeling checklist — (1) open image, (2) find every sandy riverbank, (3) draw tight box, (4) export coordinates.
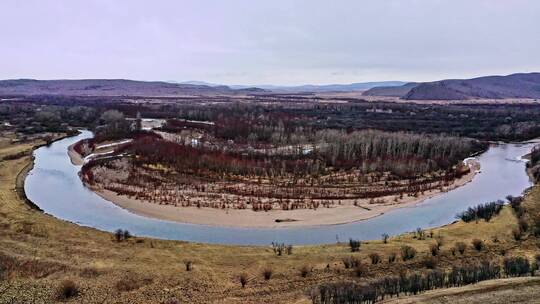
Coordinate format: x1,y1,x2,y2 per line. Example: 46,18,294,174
81,160,480,228
67,143,84,166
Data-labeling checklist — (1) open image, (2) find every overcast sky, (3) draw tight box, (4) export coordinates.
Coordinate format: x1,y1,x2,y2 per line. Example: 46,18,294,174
1,0,539,85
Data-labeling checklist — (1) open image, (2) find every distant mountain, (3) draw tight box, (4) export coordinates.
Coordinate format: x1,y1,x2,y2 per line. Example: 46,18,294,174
238,81,408,93
362,82,419,97
404,73,540,100
0,79,264,97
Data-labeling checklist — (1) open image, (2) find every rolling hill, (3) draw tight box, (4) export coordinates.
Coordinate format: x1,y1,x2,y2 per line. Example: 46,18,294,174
404,73,540,100
0,79,264,97
363,72,540,100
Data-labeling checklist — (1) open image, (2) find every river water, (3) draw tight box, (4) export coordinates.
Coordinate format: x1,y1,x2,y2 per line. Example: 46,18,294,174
24,130,536,245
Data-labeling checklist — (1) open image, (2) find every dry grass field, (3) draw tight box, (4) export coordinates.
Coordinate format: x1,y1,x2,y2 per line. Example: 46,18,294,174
0,134,539,303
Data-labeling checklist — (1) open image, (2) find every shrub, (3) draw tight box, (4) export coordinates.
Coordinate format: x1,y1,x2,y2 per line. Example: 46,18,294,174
381,233,389,244
262,268,273,280
456,201,504,222
349,239,361,252
518,219,529,232
512,228,523,241
271,242,293,256
472,239,484,251
450,247,456,256
415,228,425,240
286,245,293,255
113,229,132,242
56,280,79,300
300,265,312,278
184,260,193,271
455,242,467,254
388,252,396,263
423,257,438,269
354,264,367,277
430,244,439,256
239,273,248,288
435,236,444,249
507,195,524,214
342,256,360,269
504,256,530,277
401,245,417,261
368,253,381,264
114,229,124,242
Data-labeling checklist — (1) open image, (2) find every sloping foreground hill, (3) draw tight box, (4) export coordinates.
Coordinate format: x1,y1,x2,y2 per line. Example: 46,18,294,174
362,72,540,100
0,79,263,97
362,82,418,97
404,72,540,100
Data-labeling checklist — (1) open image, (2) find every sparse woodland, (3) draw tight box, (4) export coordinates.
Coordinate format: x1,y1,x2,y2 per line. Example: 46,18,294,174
81,123,481,212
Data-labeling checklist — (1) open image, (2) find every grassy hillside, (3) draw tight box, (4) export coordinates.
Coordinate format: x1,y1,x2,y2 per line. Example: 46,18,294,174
0,134,539,303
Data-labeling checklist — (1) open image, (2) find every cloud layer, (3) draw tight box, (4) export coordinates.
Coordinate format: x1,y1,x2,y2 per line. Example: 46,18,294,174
1,0,539,85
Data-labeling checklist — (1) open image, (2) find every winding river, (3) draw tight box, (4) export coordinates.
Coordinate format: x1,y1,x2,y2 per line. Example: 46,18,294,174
25,130,536,245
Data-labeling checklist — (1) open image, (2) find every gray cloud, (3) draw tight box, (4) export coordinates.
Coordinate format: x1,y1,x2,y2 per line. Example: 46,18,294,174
1,0,539,85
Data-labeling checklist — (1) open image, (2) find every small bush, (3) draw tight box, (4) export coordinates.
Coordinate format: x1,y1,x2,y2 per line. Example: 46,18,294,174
300,265,312,278
354,264,367,277
455,242,467,254
342,256,360,269
286,245,293,255
239,273,248,288
262,268,273,280
368,253,381,264
422,257,438,269
507,195,524,214
184,260,193,271
456,200,504,222
430,244,439,256
388,252,396,263
415,228,425,240
450,247,456,256
349,239,361,252
435,236,444,248
114,229,124,242
504,256,530,277
518,219,529,233
381,233,389,244
472,239,484,251
512,228,523,241
113,229,132,242
401,246,416,261
271,242,293,256
56,280,79,301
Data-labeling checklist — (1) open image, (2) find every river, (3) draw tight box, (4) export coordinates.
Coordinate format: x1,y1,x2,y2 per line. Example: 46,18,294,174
24,130,536,245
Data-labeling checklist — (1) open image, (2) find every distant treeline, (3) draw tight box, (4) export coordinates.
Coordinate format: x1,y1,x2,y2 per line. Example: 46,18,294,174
112,129,480,178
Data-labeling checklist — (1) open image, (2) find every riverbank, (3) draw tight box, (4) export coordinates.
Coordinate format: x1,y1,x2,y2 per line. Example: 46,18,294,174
67,142,84,165
85,158,480,228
